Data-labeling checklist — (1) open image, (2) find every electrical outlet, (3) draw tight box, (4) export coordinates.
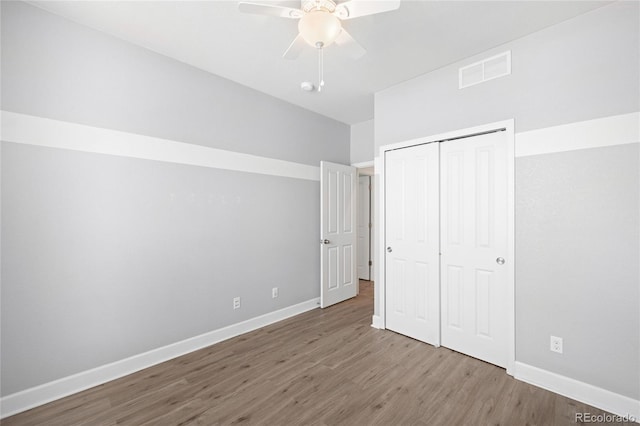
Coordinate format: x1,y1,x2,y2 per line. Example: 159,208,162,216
550,336,563,354
272,287,279,298
233,297,241,310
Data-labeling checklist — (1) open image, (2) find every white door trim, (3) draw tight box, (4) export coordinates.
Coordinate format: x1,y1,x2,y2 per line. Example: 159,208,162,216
377,119,515,375
351,160,375,168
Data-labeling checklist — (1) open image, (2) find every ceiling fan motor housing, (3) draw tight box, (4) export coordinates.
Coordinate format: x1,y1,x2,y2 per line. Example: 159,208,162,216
302,0,337,13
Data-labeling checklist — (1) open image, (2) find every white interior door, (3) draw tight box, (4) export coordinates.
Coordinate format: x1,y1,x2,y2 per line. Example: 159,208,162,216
321,161,357,308
440,131,509,367
357,176,371,280
385,143,440,345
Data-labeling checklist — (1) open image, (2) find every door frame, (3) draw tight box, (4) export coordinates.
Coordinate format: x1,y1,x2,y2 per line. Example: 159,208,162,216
376,119,515,375
355,163,375,283
353,160,376,291
357,174,372,281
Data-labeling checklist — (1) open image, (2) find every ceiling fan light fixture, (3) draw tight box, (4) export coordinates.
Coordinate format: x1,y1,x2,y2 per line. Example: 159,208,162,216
298,10,342,47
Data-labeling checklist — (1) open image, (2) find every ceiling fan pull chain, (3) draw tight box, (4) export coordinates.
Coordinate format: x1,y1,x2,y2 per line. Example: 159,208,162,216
318,45,325,92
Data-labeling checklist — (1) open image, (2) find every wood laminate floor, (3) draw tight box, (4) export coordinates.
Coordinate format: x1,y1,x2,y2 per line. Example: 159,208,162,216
3,281,628,426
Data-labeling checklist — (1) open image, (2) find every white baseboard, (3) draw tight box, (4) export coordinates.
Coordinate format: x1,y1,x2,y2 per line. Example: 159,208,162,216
371,315,383,329
515,362,640,422
0,298,320,419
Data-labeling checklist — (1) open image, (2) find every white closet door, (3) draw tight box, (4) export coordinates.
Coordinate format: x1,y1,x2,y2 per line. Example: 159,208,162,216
385,143,440,345
440,131,509,368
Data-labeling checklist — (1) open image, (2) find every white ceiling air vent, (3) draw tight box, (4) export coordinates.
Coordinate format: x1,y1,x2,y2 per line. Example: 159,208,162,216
459,51,511,89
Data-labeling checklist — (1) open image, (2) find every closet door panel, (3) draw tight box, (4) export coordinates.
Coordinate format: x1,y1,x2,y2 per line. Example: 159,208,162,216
440,131,509,368
385,143,440,345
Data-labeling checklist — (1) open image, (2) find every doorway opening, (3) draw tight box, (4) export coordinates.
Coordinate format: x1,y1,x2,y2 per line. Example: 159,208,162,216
319,161,376,308
357,166,374,284
357,164,375,316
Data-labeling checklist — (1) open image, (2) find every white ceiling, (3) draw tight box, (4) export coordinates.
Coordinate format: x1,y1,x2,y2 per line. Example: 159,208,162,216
30,0,610,125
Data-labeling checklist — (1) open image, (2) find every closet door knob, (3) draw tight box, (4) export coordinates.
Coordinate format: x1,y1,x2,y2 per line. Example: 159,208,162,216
496,257,505,265
387,247,393,253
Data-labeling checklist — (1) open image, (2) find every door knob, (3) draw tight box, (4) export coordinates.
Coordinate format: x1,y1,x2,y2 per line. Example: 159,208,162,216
387,247,393,253
496,257,505,265
321,239,330,244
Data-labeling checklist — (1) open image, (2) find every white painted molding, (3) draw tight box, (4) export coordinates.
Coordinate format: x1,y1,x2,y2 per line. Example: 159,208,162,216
515,112,640,157
373,156,381,173
0,111,320,181
351,160,374,168
515,362,640,422
0,298,320,419
371,315,384,329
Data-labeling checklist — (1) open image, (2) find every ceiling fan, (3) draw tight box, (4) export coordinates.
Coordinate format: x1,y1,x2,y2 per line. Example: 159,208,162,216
239,0,401,91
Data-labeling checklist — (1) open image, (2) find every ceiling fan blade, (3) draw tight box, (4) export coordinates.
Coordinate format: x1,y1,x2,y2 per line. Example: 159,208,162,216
334,0,400,20
334,29,366,59
283,34,307,59
238,2,303,19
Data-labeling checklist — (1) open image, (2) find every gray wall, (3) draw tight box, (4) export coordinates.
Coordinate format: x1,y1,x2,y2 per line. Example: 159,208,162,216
350,119,375,164
516,143,639,399
1,1,349,396
1,1,348,167
375,1,639,150
374,1,639,399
